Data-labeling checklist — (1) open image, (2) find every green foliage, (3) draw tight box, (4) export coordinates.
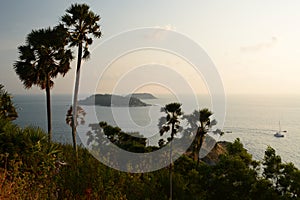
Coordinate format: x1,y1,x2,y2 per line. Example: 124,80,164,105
0,119,61,199
14,25,73,142
0,84,18,120
263,146,300,198
183,108,223,163
61,3,102,59
263,146,282,182
87,121,147,153
1,119,300,199
226,138,255,166
0,93,299,199
159,102,183,142
66,105,86,127
14,25,73,90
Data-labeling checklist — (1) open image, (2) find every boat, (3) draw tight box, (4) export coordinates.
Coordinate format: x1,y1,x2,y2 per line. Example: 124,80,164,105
274,132,284,137
274,121,285,138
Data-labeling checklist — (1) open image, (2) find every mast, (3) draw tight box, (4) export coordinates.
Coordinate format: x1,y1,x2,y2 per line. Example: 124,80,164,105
279,121,281,132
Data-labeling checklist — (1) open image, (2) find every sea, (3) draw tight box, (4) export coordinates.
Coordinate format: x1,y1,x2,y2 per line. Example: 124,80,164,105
13,94,300,168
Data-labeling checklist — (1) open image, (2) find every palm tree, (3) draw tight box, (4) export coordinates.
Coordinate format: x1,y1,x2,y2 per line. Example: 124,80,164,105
66,105,86,127
0,84,18,120
159,102,183,200
14,25,73,142
184,108,222,163
61,3,101,154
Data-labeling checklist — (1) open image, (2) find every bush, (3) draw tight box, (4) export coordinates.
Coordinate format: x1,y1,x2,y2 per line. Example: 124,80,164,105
1,120,300,199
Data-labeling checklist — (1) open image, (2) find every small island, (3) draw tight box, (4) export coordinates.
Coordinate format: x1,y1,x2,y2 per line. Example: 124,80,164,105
78,94,151,107
126,93,157,99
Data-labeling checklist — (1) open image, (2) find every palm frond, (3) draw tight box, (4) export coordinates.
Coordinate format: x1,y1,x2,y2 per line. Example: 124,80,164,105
60,3,102,59
14,26,73,91
66,105,86,127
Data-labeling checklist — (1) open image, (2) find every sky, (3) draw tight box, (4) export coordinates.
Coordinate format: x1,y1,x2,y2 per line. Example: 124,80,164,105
1,0,300,95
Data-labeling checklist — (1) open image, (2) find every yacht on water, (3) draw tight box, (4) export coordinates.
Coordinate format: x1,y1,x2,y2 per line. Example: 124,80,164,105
274,121,285,138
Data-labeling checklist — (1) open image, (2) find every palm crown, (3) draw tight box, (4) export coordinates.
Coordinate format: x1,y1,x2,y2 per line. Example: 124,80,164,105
160,103,183,140
61,3,101,59
14,25,73,89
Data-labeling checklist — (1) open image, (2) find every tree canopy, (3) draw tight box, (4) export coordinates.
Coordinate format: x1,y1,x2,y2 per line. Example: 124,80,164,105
14,25,73,142
0,84,18,120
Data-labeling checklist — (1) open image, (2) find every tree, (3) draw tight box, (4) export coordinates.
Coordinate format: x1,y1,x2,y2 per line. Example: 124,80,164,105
87,121,147,153
14,25,73,142
262,146,300,197
159,102,183,200
66,105,86,128
184,108,222,163
61,3,102,155
0,84,18,120
159,103,183,142
263,146,282,189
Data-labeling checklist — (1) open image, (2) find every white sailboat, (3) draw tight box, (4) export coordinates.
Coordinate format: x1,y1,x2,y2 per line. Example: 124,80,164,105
274,121,285,138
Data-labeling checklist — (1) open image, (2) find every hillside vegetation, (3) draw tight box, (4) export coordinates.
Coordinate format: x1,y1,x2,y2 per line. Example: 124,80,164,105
1,118,300,199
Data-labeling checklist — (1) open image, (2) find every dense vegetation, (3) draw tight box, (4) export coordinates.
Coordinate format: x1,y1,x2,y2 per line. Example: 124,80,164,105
0,84,18,121
1,116,300,199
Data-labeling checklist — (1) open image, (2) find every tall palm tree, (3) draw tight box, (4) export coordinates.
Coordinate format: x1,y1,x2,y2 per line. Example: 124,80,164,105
61,3,101,154
184,108,222,163
0,84,18,120
160,102,183,200
14,25,73,142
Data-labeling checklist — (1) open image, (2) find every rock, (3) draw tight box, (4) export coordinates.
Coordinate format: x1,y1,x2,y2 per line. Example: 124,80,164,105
201,141,229,165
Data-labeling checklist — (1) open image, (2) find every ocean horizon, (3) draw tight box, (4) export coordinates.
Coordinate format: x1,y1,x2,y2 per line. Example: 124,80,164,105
12,93,300,168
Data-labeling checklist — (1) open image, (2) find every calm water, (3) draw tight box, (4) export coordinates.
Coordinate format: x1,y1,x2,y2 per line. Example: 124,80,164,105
13,94,300,167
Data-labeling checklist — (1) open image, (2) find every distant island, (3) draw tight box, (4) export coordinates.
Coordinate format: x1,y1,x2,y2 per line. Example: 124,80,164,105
126,93,157,99
78,94,152,107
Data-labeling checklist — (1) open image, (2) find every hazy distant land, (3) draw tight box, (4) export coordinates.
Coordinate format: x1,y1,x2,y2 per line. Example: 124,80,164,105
78,93,153,107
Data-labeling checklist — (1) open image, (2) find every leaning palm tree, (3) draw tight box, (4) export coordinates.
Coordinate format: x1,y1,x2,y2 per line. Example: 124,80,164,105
14,25,73,142
159,102,183,200
61,3,101,154
184,108,222,163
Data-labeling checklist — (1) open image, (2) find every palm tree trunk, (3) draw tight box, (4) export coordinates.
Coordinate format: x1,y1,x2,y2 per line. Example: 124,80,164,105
169,140,173,200
169,123,175,200
197,134,205,165
72,42,83,160
193,145,199,162
193,127,205,165
192,127,201,162
46,81,52,143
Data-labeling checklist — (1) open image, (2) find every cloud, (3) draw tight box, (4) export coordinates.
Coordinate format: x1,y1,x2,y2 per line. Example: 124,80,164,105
154,24,177,31
145,24,177,41
240,37,278,53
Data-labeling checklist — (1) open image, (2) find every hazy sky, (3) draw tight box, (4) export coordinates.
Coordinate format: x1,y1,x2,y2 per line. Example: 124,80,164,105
1,0,300,95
